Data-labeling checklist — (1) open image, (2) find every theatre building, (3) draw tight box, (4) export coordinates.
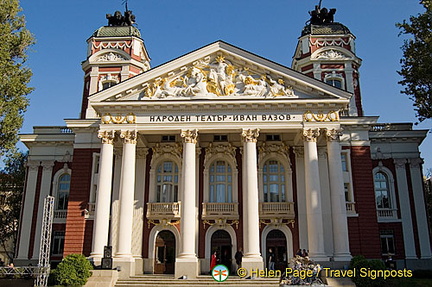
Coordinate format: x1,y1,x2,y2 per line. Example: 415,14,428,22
15,6,431,279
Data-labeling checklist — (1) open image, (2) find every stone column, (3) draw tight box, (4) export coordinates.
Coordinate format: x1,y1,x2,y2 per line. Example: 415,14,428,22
326,129,351,261
16,161,40,262
394,159,417,259
175,129,199,279
241,128,264,270
409,158,432,259
303,128,327,261
91,130,115,261
116,130,137,261
32,160,55,260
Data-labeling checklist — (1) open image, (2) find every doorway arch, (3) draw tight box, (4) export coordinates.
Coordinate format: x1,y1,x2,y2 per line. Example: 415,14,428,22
154,230,176,274
265,229,288,270
211,230,232,273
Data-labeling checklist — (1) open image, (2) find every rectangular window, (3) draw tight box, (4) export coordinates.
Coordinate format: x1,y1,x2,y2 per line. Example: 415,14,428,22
266,134,281,141
380,231,395,255
162,135,176,142
51,231,65,256
344,183,350,202
341,153,348,172
214,135,228,142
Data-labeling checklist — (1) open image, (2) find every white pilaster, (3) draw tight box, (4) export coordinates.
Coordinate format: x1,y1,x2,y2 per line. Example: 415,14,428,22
115,130,137,261
32,160,55,260
409,158,432,259
241,128,264,270
16,161,40,260
91,130,115,260
175,129,199,278
303,128,327,261
394,159,417,259
326,129,351,261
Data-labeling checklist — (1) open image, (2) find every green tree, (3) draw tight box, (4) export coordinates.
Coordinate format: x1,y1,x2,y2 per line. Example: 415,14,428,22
0,151,27,262
0,0,34,156
397,1,432,122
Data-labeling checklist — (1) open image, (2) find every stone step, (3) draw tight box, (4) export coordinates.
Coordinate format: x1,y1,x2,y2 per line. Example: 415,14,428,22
115,275,280,287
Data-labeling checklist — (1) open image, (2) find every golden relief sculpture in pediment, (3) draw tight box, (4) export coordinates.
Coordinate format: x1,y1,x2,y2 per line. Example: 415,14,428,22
143,55,295,99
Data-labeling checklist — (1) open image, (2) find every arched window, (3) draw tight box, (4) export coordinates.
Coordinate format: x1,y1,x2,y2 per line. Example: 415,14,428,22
102,81,117,90
57,174,70,210
156,161,179,202
325,78,342,89
263,160,285,202
374,171,391,209
209,160,232,203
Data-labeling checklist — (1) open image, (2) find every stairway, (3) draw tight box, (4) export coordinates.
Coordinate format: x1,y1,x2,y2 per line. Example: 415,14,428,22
115,275,280,287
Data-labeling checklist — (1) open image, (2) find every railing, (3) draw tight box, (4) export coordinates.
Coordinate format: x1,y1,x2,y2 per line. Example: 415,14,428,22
202,202,239,219
33,126,74,134
370,123,413,132
377,209,398,220
84,202,96,219
54,210,67,219
146,202,181,219
345,202,357,215
259,202,295,219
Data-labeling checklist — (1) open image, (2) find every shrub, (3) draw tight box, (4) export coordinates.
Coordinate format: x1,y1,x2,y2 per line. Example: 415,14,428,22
349,256,386,287
52,254,93,286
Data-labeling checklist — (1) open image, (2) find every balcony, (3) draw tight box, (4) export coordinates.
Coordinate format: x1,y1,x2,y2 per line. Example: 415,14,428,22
346,202,357,216
53,210,67,223
202,202,239,220
377,209,398,221
259,202,295,219
146,202,181,220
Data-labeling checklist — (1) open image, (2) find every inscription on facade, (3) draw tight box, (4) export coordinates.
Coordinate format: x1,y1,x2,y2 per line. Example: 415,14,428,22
148,114,292,123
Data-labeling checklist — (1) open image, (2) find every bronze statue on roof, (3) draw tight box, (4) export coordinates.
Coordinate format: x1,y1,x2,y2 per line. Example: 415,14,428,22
309,2,336,25
106,10,136,26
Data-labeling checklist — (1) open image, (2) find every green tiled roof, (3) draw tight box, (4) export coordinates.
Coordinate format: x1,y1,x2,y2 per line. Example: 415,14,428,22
93,26,141,38
301,23,351,36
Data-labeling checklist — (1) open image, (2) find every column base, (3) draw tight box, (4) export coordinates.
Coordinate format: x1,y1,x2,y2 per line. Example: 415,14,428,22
242,256,264,277
112,259,136,279
175,257,199,279
333,253,352,261
308,252,328,262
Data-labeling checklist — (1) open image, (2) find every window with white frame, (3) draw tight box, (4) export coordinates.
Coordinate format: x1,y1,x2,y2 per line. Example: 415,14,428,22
380,230,395,255
209,160,232,203
57,174,70,210
51,231,65,256
374,171,391,209
263,160,286,202
156,161,179,202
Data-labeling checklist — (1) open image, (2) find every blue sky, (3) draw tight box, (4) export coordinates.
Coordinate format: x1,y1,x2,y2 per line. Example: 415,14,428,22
18,0,430,172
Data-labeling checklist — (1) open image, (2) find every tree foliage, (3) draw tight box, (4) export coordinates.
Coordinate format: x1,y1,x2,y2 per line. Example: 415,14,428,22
0,151,27,262
0,0,34,156
397,1,432,122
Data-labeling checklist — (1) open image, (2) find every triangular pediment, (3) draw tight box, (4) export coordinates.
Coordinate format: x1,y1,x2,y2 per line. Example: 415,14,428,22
88,41,351,105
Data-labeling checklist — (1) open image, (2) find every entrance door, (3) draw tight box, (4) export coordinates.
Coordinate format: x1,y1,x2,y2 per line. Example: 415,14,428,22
211,230,232,273
154,231,175,274
266,229,287,271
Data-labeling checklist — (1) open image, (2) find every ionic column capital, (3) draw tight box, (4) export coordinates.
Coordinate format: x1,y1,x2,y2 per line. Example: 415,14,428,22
302,128,320,142
394,158,407,169
120,130,137,144
181,129,198,144
98,130,115,145
325,128,343,142
241,128,260,143
136,148,149,159
26,160,40,171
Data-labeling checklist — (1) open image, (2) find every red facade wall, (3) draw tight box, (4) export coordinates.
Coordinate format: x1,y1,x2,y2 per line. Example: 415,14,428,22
348,146,381,258
64,148,99,256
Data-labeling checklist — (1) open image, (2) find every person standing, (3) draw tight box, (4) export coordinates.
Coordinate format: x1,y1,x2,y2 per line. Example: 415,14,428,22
268,248,275,270
210,251,218,273
235,247,243,268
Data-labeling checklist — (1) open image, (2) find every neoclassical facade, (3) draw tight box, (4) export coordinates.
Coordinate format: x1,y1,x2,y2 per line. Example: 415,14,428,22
16,6,431,279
